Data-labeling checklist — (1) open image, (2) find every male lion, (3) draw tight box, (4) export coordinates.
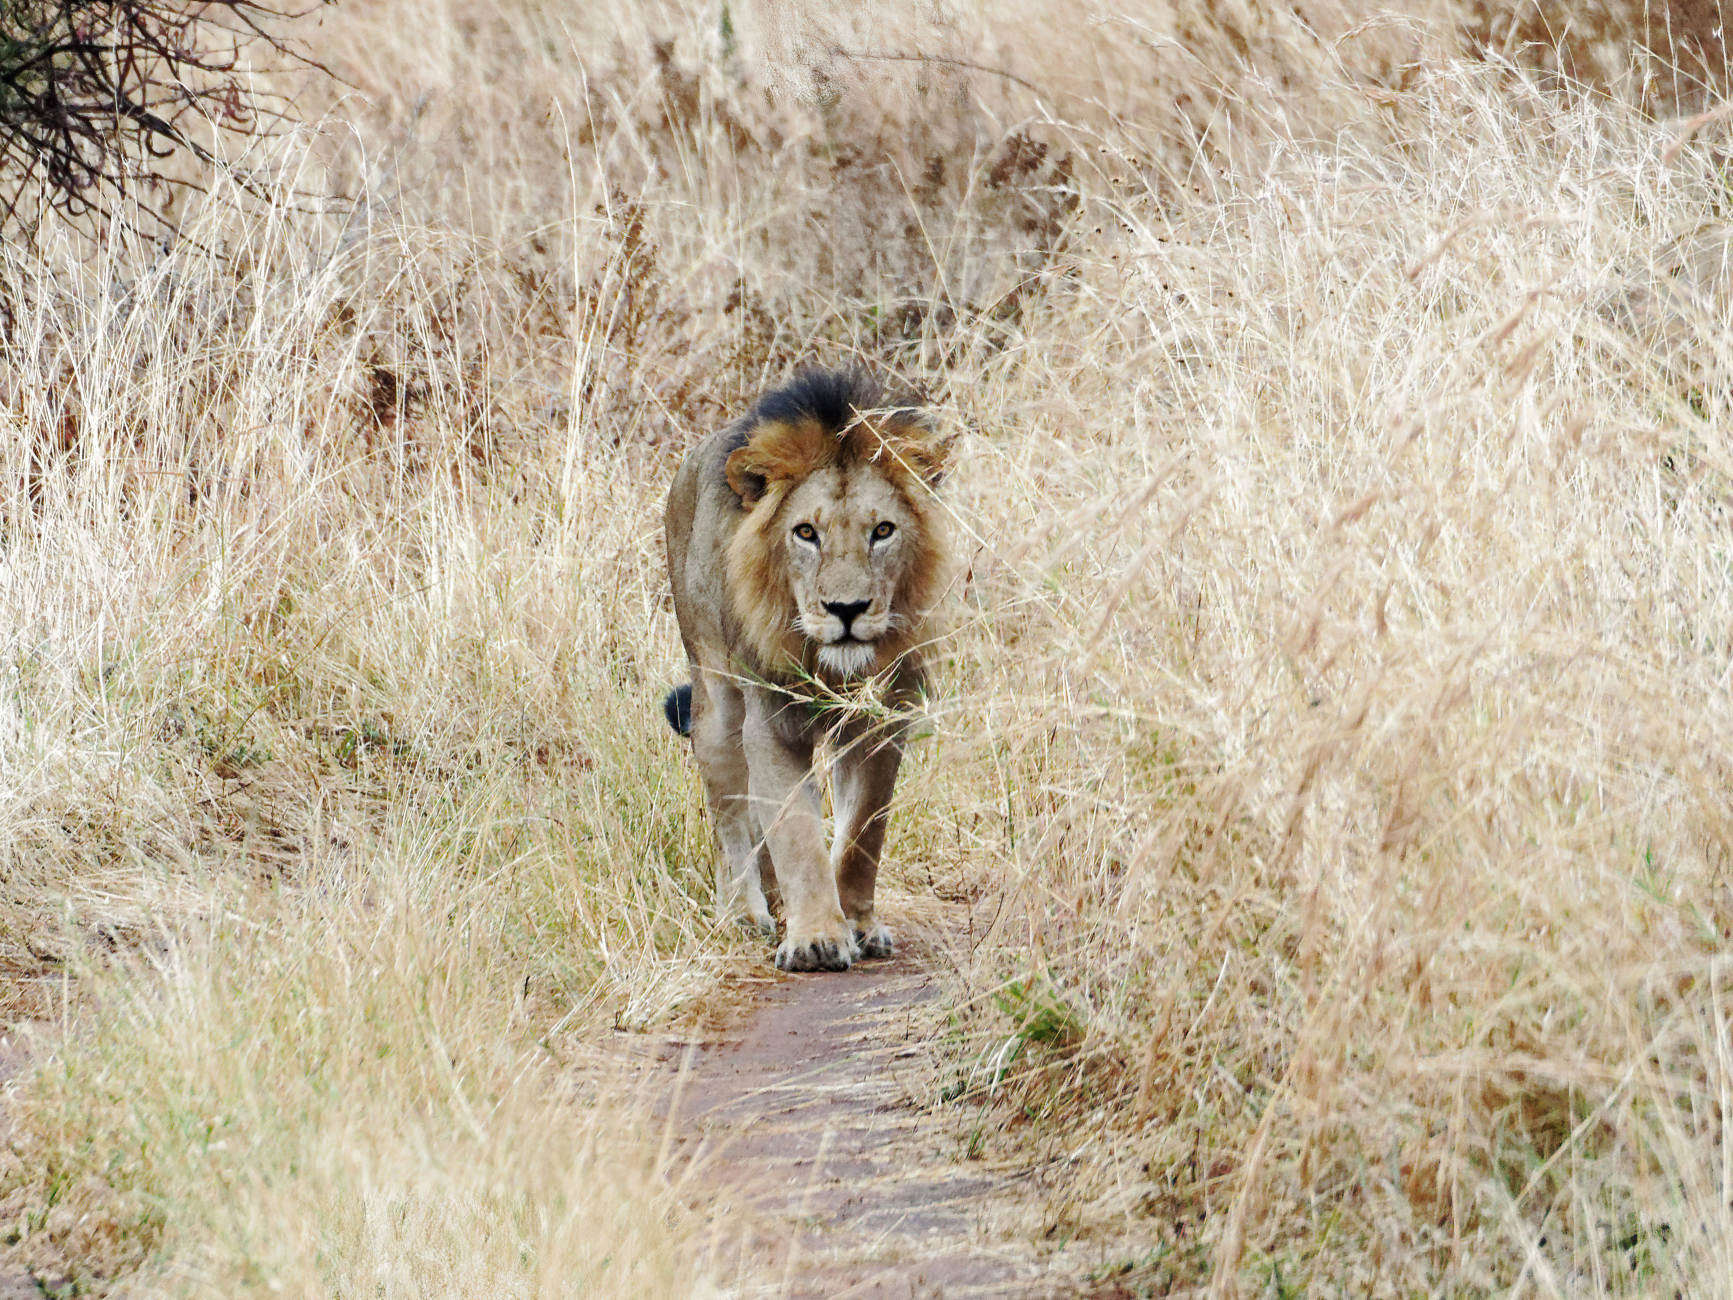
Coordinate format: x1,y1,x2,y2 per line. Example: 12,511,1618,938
662,370,949,972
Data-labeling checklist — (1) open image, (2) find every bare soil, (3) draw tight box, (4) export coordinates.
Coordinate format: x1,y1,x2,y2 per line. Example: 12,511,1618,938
645,932,1088,1298
1,940,1112,1299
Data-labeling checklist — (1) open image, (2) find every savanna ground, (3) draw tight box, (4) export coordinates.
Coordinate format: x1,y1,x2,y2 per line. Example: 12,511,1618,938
1,0,1731,1294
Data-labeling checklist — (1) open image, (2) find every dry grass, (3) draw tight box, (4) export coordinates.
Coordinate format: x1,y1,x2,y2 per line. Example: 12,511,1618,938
0,0,1730,1293
923,32,1733,1300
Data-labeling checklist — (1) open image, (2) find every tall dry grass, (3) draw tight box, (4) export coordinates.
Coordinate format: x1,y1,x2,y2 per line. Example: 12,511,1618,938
924,42,1733,1300
0,0,1728,1293
0,194,722,1287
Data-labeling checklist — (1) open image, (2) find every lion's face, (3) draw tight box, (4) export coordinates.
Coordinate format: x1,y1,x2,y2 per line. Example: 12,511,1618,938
778,465,922,677
723,410,948,680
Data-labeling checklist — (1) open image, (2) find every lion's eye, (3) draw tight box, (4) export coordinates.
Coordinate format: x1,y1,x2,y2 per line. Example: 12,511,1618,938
792,523,819,544
871,521,896,542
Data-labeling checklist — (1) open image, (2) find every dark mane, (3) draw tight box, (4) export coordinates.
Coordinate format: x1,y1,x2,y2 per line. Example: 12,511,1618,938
748,369,922,434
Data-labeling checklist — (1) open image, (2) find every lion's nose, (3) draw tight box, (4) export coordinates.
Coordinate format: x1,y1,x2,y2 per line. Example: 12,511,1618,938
823,600,870,634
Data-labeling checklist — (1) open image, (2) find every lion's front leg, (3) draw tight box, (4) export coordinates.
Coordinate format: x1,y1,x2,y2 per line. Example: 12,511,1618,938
744,698,856,972
831,722,905,960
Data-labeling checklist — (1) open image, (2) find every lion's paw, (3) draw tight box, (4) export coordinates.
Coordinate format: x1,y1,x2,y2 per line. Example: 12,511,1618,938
775,925,858,972
853,922,894,959
739,912,777,945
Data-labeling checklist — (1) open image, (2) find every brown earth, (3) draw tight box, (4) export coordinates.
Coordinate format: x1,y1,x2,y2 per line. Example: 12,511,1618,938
640,928,1117,1298
1,938,1128,1298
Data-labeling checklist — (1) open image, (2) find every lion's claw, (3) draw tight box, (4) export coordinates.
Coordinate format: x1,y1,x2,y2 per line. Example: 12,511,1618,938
775,934,857,972
853,923,894,959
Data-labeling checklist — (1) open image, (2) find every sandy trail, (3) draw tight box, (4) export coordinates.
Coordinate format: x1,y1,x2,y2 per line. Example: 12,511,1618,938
3,944,1097,1298
646,936,1079,1299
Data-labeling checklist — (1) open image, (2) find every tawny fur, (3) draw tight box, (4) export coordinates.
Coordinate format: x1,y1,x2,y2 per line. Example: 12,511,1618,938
662,370,950,972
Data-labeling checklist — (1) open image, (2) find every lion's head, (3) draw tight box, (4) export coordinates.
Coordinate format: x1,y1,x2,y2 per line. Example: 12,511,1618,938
722,372,949,681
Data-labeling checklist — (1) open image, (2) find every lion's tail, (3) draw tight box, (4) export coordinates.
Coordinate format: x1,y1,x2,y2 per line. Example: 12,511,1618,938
662,683,693,736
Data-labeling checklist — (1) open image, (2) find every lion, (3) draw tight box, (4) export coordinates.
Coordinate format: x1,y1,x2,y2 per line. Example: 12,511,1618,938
662,369,949,972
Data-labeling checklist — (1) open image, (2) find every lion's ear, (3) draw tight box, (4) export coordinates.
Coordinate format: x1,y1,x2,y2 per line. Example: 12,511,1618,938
896,430,950,491
725,447,768,504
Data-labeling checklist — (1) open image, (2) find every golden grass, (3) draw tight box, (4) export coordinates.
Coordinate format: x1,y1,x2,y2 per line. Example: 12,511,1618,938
920,45,1733,1300
1,0,1730,1293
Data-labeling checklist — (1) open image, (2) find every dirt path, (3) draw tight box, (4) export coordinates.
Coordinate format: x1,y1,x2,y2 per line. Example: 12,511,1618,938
4,941,1098,1298
642,933,1083,1298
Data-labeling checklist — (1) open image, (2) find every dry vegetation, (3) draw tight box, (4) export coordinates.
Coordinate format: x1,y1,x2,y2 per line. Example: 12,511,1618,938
1,0,1731,1294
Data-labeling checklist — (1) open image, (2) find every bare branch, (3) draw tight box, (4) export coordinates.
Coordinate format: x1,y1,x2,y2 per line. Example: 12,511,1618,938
0,0,331,238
